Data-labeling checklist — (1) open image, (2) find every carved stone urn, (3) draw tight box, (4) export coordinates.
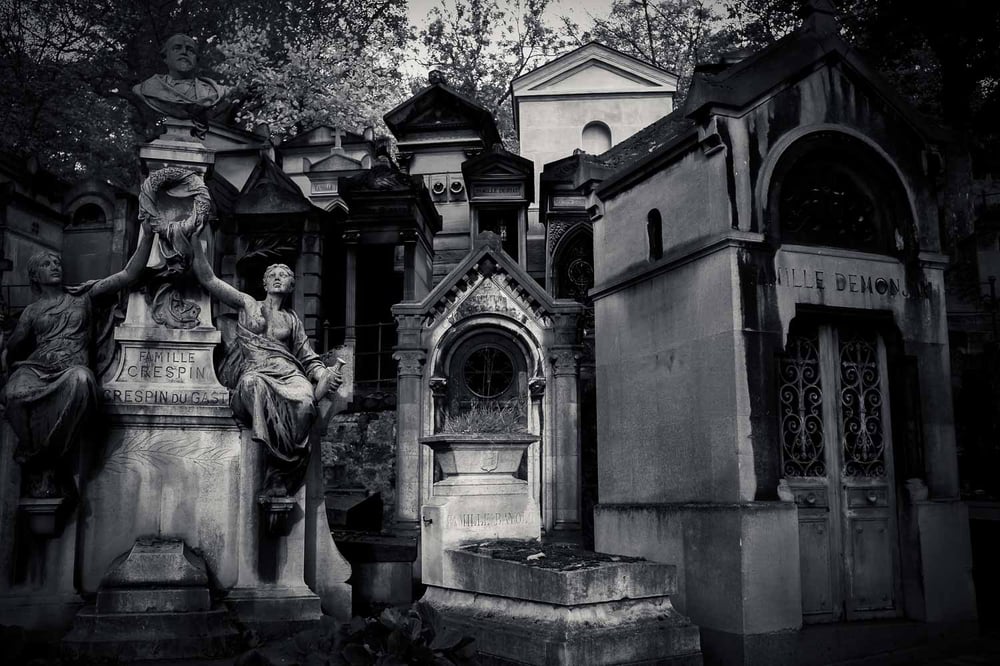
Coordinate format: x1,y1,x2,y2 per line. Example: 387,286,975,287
420,433,538,497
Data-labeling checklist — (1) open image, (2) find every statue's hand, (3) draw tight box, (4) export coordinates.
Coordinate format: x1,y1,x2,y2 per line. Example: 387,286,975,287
313,366,344,402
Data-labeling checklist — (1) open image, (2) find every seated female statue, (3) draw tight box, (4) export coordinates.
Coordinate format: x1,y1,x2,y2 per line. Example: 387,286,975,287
191,232,341,498
2,219,154,497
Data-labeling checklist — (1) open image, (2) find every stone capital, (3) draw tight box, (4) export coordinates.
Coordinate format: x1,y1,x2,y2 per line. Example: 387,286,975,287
429,376,448,398
393,349,426,377
549,348,580,376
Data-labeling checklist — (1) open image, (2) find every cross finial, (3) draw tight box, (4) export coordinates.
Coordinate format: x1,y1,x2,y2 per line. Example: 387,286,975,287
799,0,839,35
332,126,346,150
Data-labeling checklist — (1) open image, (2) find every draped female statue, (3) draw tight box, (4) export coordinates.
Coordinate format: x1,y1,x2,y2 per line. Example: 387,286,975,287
191,232,341,497
1,220,154,497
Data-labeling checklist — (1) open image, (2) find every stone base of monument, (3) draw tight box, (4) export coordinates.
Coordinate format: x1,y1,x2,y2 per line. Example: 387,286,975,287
62,537,241,661
422,546,702,666
226,586,323,640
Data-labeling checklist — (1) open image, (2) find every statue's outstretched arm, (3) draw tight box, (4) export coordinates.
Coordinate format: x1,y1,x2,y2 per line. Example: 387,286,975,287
191,229,253,311
90,218,155,299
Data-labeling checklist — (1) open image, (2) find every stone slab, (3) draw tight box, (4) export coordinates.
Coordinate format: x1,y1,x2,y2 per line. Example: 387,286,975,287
62,606,241,662
96,587,211,614
78,422,241,595
101,537,209,588
226,586,322,640
422,585,702,666
443,547,677,606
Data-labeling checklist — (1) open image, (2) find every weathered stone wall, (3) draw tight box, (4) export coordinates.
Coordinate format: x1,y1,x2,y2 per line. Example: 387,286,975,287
321,410,397,527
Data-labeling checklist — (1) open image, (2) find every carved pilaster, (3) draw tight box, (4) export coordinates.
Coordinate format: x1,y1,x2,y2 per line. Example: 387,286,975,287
550,348,580,377
394,349,426,378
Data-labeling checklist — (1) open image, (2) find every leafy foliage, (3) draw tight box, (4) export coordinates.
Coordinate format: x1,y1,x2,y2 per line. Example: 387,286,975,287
417,0,569,148
441,399,527,434
564,0,737,106
0,0,409,185
242,605,478,666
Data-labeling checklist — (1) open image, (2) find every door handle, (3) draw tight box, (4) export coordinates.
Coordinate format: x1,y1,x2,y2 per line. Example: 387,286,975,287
866,491,879,505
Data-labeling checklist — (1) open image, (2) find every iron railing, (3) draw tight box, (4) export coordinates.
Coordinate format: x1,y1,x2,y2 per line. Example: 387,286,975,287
320,320,398,393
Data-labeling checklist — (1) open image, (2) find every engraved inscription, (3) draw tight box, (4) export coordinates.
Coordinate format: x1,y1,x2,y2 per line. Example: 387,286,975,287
447,512,526,528
774,266,930,299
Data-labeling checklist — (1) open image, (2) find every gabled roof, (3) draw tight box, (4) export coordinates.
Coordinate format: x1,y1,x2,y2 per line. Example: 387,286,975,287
392,232,582,326
462,146,535,202
383,82,501,146
235,153,316,215
280,125,369,148
510,42,678,134
596,0,950,199
306,151,364,173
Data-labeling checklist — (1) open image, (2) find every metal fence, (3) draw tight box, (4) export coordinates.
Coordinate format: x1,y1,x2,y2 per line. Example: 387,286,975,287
320,320,398,393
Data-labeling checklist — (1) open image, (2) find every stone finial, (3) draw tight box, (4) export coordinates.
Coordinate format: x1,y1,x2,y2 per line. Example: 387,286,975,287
428,69,448,86
374,136,393,164
798,0,840,35
477,231,503,253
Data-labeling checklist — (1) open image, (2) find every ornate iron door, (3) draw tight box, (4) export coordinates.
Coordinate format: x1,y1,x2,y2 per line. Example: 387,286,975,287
779,325,900,623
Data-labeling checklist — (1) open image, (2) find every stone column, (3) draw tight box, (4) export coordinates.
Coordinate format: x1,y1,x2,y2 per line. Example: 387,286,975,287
400,230,418,302
550,346,582,535
298,221,323,343
343,231,359,343
393,349,426,534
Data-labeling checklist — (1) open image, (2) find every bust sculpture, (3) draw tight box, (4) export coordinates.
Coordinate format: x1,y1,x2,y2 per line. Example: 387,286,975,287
191,232,341,498
1,221,154,498
132,33,234,134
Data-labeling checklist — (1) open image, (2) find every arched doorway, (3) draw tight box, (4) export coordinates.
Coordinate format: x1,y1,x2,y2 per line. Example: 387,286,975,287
768,132,916,622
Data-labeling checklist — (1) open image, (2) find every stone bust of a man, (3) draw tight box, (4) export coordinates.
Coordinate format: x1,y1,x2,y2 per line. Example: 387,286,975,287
132,33,233,123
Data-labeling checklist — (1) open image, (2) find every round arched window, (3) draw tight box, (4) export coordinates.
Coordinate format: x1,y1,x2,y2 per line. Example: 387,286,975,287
582,121,612,154
769,132,912,255
463,346,515,398
72,203,106,226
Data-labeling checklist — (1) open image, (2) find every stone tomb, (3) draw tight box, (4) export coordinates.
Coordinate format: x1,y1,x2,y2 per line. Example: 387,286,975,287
419,432,701,665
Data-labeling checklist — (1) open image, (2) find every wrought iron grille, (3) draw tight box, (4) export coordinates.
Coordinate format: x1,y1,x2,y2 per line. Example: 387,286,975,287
779,334,826,477
840,333,886,477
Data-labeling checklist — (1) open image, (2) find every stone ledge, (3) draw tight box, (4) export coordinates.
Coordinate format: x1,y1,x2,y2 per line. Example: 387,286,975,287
444,546,677,606
61,606,241,662
423,586,701,666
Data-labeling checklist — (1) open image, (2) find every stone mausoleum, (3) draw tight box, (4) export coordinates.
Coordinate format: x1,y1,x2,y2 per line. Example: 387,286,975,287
0,1,987,664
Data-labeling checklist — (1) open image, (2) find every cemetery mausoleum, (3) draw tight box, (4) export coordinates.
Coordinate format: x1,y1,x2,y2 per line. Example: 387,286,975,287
0,2,989,664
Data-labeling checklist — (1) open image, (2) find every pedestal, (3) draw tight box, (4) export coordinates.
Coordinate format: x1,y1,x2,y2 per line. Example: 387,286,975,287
419,433,540,588
227,430,323,638
0,422,85,634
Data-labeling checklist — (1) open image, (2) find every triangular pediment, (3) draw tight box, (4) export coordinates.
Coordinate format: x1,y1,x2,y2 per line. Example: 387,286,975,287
532,61,660,93
384,84,501,146
236,154,314,215
512,42,677,99
281,125,367,148
393,233,581,330
307,151,363,173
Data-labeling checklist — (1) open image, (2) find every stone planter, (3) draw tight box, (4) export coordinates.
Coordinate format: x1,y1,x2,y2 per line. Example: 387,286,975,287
257,495,297,537
19,497,67,537
421,433,537,497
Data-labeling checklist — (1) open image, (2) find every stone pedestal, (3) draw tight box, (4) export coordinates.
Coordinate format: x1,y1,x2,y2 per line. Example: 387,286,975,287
594,502,800,665
0,422,85,634
419,433,540,587
80,322,241,594
63,538,240,661
424,549,701,666
418,431,701,664
227,429,323,638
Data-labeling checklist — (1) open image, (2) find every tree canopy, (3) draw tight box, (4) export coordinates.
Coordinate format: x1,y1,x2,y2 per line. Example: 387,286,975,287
1,0,999,184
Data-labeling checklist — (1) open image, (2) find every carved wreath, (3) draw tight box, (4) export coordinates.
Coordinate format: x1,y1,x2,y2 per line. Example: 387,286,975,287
139,167,212,274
